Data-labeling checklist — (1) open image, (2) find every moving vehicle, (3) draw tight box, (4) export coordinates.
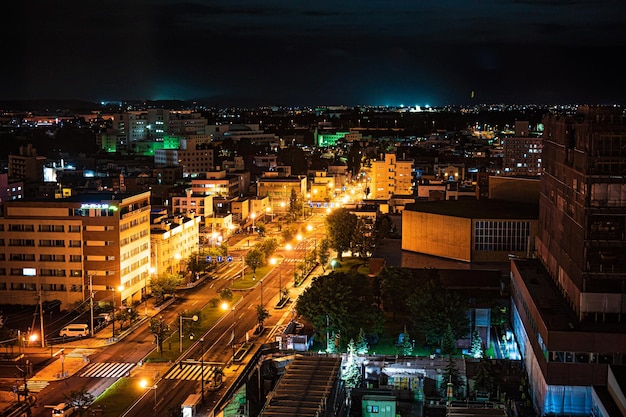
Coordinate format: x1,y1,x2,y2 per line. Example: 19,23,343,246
59,324,89,338
52,402,75,416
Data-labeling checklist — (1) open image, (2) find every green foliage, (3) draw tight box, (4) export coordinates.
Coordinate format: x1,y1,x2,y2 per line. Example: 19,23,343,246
441,324,457,356
407,271,470,351
378,267,413,321
65,387,94,416
473,359,494,397
471,331,484,359
399,325,414,356
149,316,170,356
317,238,331,271
245,248,265,273
351,217,376,263
255,304,270,330
185,253,209,278
441,356,462,399
281,224,298,242
218,288,233,302
289,188,303,216
356,328,369,354
295,271,384,348
343,339,362,388
150,273,183,304
375,214,395,240
324,208,358,260
259,237,279,258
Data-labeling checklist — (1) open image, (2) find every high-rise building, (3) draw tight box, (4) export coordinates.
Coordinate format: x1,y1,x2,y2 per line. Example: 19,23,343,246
503,121,543,176
0,192,151,311
510,106,626,416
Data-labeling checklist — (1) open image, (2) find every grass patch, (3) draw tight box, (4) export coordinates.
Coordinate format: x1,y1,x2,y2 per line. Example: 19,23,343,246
144,294,242,363
329,257,370,275
92,377,142,416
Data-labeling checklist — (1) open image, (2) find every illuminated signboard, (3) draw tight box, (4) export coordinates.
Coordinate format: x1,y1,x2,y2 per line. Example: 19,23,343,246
23,268,36,276
80,203,118,211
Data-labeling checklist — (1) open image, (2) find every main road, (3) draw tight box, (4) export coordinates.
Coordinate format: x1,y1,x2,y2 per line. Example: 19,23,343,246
27,213,328,417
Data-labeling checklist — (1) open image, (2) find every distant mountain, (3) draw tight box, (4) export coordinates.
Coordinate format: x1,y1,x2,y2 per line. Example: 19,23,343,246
0,99,100,113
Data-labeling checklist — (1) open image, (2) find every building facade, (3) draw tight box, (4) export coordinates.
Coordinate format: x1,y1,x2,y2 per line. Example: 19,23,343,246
0,192,151,311
369,153,414,200
510,106,626,415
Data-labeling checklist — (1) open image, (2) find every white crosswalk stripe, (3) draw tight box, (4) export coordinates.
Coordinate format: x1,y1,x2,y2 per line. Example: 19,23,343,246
20,380,49,393
164,364,216,381
78,362,135,378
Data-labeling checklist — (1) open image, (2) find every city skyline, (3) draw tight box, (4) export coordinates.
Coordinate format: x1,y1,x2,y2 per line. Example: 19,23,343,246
3,0,626,107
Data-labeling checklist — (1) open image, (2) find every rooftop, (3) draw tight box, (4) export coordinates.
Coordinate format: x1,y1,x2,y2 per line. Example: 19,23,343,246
405,199,538,219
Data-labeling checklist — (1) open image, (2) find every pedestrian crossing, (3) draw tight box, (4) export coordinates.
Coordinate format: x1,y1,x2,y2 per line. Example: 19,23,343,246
163,364,218,381
20,380,48,393
78,362,136,378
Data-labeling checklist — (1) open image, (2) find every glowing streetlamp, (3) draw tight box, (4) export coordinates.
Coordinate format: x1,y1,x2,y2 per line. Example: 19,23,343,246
251,212,256,232
111,285,124,338
140,379,158,417
179,314,199,353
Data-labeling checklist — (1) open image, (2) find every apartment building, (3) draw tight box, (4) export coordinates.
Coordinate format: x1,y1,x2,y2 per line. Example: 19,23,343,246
503,121,543,176
369,153,414,199
150,211,201,278
0,191,151,311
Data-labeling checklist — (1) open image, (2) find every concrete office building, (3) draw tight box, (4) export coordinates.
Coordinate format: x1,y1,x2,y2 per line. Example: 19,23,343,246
0,191,151,311
510,106,626,415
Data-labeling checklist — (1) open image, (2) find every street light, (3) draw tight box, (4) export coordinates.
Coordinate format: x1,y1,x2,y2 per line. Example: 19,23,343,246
251,212,256,232
179,314,199,353
111,285,124,338
140,379,158,417
270,258,283,301
221,302,236,365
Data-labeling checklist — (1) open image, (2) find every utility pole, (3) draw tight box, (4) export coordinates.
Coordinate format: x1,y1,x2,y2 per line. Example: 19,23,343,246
38,291,45,348
89,275,94,337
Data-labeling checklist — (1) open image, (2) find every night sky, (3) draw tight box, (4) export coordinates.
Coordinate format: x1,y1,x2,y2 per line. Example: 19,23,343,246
3,0,626,107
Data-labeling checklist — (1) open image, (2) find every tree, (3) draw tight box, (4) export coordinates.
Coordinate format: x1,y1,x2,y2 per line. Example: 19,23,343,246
398,325,413,356
356,328,369,354
375,213,395,240
296,272,384,349
324,208,357,260
245,248,265,274
258,237,279,259
317,238,331,271
351,217,375,263
185,253,209,280
441,324,457,356
255,304,269,332
471,331,484,359
473,359,494,398
342,339,362,389
150,273,183,304
441,356,462,399
378,267,413,320
149,316,170,356
289,188,302,219
407,272,470,350
218,288,233,302
65,387,94,416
